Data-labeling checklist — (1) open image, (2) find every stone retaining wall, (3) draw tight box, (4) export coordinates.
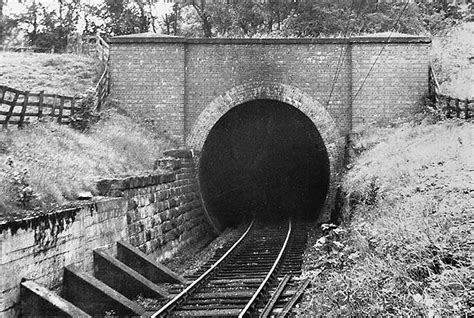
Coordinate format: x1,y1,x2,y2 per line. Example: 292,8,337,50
0,150,213,317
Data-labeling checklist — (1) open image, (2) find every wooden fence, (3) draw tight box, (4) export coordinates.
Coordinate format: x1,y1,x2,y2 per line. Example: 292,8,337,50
67,33,110,63
1,34,111,128
429,65,472,119
0,86,81,127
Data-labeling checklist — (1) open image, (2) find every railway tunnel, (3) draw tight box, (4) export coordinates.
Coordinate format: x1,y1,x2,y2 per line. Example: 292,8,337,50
198,99,330,228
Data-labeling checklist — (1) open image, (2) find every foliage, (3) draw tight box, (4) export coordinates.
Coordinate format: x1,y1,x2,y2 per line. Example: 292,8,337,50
161,3,181,35
178,1,465,38
99,0,149,36
431,22,474,99
18,0,80,52
69,89,100,132
1,157,35,209
299,120,473,316
0,109,178,220
0,15,19,43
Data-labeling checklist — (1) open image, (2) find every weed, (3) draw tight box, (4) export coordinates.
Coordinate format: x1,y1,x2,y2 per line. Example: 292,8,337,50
0,109,178,220
299,119,473,316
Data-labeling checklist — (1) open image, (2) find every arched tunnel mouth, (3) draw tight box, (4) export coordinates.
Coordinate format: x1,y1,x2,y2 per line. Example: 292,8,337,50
199,99,330,228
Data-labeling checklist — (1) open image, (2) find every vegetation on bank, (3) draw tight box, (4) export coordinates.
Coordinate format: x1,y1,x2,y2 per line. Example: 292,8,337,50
0,108,177,221
299,117,473,316
0,52,102,95
431,21,474,99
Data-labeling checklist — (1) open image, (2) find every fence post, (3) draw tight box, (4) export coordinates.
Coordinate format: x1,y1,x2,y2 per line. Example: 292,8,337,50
0,86,6,101
466,99,470,119
4,91,19,128
455,98,460,118
18,91,29,128
446,96,451,118
71,96,76,117
58,96,65,123
51,94,58,118
38,90,44,118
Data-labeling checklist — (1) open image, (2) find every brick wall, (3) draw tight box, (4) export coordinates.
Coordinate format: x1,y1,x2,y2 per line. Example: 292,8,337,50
109,39,186,143
183,41,352,137
351,42,430,129
109,35,430,144
0,151,213,317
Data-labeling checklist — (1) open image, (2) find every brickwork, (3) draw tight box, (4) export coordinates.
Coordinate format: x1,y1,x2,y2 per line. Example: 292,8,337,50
109,35,430,145
109,35,430,225
351,42,430,129
186,82,345,224
184,42,352,137
109,40,186,142
0,151,212,317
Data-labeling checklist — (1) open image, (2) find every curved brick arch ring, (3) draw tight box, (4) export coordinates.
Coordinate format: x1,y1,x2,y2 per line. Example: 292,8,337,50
187,81,343,224
187,81,341,165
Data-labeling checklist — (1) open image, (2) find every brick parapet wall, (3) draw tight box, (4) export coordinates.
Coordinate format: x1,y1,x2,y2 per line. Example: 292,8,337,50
351,42,429,130
109,42,186,143
109,34,430,145
0,150,213,317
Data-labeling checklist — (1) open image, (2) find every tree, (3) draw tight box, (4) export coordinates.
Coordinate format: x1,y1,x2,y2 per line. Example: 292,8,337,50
100,0,149,37
161,3,181,35
191,0,213,38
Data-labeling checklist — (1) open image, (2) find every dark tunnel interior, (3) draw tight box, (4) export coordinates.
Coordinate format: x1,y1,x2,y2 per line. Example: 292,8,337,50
199,99,330,228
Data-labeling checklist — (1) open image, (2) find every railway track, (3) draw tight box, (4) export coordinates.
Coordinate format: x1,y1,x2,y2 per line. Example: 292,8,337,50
152,218,309,317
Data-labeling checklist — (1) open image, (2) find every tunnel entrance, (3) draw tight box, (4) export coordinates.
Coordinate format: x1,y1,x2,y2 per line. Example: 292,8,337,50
199,99,330,228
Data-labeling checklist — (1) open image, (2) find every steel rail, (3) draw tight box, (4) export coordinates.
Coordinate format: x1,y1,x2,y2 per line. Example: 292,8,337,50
151,219,255,317
238,218,292,318
278,278,310,317
260,274,292,318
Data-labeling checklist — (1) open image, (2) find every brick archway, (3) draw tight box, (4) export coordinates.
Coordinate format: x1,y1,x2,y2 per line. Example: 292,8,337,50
187,82,340,161
187,82,343,224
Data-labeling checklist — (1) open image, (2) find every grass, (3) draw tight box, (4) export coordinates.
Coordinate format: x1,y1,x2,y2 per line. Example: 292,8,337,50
0,52,103,96
0,108,178,221
431,21,474,99
298,118,473,316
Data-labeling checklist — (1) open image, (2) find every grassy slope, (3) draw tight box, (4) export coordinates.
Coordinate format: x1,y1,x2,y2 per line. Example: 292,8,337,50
0,111,177,221
0,52,102,95
299,119,473,316
431,22,474,99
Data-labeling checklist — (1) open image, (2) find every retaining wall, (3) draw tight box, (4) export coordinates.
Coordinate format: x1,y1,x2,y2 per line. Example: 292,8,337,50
0,150,213,317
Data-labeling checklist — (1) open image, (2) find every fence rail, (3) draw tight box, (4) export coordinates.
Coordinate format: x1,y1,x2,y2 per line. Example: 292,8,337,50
0,86,80,127
429,65,472,119
1,34,110,128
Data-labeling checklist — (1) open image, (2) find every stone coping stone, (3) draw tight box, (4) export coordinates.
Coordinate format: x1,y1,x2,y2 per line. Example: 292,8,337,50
0,197,119,235
110,34,430,45
163,149,195,159
96,173,176,196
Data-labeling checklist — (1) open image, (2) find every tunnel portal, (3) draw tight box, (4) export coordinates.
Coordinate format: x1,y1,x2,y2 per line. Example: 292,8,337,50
199,99,330,227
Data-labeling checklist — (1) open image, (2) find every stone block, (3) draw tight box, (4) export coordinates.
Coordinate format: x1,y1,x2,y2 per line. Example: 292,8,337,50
20,280,90,317
62,265,145,316
116,241,186,284
93,249,169,300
